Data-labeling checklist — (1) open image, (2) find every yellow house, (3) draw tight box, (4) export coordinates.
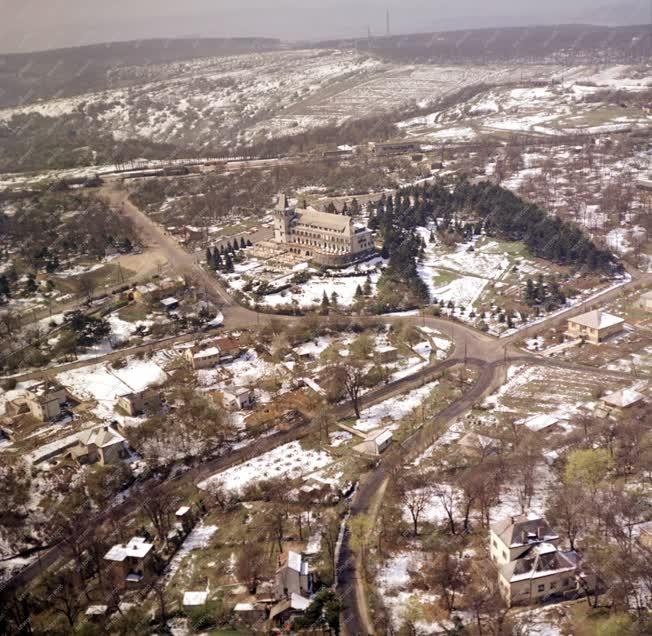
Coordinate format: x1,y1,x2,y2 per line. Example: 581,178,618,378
489,513,588,606
566,310,624,344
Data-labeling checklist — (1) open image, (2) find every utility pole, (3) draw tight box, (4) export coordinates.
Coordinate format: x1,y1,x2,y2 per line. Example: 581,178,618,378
386,8,390,37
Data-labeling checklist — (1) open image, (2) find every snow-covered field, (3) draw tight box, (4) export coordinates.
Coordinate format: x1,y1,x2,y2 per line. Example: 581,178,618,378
0,53,569,153
353,381,439,433
398,64,652,139
197,440,332,494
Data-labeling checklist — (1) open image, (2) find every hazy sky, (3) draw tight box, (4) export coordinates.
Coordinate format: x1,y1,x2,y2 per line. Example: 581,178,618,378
0,0,645,53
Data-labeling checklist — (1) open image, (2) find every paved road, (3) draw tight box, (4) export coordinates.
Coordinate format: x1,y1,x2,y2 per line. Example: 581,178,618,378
4,181,650,619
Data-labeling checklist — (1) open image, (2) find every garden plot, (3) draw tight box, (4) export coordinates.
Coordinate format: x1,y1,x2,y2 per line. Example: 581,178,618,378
606,345,652,376
57,356,167,420
416,234,514,309
164,523,218,582
482,364,627,423
258,271,380,309
197,440,333,494
353,381,439,433
398,66,652,139
377,551,447,633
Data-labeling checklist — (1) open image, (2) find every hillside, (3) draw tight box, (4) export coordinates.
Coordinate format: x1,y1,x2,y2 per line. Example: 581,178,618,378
0,37,281,109
318,24,651,64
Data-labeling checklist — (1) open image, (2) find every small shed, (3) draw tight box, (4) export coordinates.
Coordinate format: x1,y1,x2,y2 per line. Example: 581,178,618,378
517,414,561,433
161,297,180,311
183,591,208,607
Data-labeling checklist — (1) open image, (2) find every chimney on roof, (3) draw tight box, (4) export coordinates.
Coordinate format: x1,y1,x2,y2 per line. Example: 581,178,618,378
537,526,544,539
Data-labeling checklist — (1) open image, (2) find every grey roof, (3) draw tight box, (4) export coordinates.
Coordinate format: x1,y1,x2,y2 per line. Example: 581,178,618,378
294,207,351,232
569,310,623,329
499,543,576,583
491,513,559,549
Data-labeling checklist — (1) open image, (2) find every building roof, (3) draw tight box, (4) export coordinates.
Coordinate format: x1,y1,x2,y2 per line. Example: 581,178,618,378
499,543,577,583
601,387,645,408
373,429,393,447
491,513,559,549
85,605,108,616
287,550,303,573
234,602,256,612
290,593,311,610
295,207,351,232
78,426,125,449
183,591,208,606
568,310,624,330
194,346,220,359
518,414,560,432
459,431,498,449
161,296,179,306
104,536,153,562
376,345,398,353
176,506,191,517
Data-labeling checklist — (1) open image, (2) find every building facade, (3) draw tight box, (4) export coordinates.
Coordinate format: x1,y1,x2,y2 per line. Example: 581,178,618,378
490,513,591,606
566,310,624,344
6,382,70,422
272,196,374,267
116,388,163,416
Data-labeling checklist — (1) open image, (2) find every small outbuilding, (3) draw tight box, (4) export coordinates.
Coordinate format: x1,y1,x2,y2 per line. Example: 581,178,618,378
160,297,180,311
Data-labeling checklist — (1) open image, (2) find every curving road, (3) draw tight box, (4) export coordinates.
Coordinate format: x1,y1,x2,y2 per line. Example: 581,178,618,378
3,181,649,619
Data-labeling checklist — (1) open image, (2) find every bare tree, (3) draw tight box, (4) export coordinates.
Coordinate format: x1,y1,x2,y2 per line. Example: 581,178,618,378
236,541,269,593
321,512,342,585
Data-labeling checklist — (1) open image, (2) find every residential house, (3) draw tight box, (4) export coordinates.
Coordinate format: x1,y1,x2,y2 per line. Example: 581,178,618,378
639,290,652,312
566,310,624,344
116,388,163,416
223,387,255,410
5,382,70,422
275,551,312,599
69,425,128,465
490,513,589,606
269,593,311,628
233,602,268,627
104,537,155,590
187,346,221,370
600,386,646,414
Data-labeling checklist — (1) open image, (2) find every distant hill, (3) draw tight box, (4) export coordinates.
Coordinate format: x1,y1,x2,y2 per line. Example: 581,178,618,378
575,1,650,26
316,24,651,64
0,37,281,109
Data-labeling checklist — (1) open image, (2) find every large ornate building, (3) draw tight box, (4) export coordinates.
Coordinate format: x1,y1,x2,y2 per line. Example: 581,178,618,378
271,194,374,266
